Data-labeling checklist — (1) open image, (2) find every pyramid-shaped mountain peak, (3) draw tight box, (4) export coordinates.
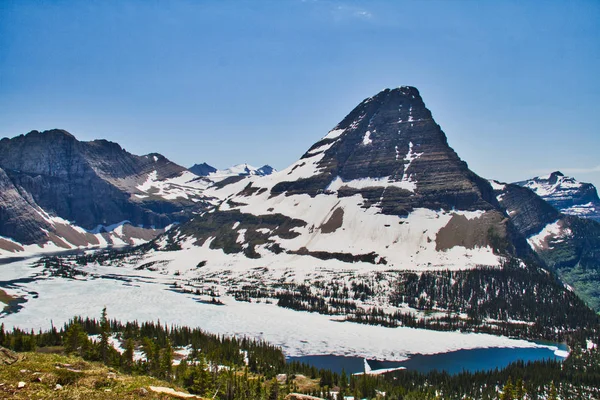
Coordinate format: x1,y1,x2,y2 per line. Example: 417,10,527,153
267,86,496,214
166,87,527,271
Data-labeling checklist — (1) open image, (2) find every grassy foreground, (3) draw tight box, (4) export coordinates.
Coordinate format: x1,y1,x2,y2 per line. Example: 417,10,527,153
0,351,200,399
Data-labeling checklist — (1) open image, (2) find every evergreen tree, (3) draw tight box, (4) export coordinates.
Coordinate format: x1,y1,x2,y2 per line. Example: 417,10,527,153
99,307,110,364
514,378,525,400
161,338,174,380
500,377,514,400
548,381,558,400
64,322,89,356
141,337,156,374
123,338,134,373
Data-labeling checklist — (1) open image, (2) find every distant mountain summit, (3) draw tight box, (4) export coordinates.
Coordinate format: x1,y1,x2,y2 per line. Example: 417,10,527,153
268,86,498,213
515,171,600,222
189,162,276,182
189,162,217,176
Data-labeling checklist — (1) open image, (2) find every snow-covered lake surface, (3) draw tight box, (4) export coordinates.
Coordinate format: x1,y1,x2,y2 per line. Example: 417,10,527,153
0,257,565,364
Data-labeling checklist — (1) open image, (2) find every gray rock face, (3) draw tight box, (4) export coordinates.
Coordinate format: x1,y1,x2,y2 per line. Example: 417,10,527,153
0,129,208,244
0,166,51,244
492,182,561,238
272,87,498,214
515,172,600,222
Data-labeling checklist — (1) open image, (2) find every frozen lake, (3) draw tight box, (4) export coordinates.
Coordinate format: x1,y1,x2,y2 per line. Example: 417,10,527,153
0,257,567,365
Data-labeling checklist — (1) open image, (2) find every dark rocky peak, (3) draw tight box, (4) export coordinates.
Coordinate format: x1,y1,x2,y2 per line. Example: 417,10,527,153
0,129,87,178
189,162,217,176
330,86,432,138
87,138,125,152
271,86,499,213
25,129,76,140
548,171,564,183
257,165,275,176
301,86,451,182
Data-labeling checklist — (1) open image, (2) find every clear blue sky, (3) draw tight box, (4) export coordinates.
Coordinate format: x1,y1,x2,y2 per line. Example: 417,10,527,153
1,0,599,187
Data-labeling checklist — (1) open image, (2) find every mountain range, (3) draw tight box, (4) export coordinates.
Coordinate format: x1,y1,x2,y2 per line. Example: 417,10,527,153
2,87,600,321
0,129,272,255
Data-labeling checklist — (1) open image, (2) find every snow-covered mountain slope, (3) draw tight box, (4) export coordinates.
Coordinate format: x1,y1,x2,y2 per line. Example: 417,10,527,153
0,130,222,254
160,87,534,271
491,180,600,310
515,171,600,222
189,162,275,181
98,87,545,296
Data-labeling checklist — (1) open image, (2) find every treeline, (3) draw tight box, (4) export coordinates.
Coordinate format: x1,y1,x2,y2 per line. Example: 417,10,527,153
0,309,290,399
277,259,600,343
1,310,600,399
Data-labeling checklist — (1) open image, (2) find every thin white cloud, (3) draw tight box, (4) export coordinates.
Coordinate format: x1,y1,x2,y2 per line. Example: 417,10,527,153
530,165,600,175
353,9,373,19
300,0,373,21
560,165,600,174
334,5,373,20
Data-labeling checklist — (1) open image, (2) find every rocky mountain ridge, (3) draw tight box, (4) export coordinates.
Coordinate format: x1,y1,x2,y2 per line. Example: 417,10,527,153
515,171,600,222
0,130,217,254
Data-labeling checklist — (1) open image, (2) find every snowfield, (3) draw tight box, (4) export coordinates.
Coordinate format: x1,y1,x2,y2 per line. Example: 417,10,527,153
527,219,572,250
0,258,560,362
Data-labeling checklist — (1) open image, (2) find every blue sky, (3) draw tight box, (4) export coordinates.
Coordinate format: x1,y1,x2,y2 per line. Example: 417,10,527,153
1,0,599,187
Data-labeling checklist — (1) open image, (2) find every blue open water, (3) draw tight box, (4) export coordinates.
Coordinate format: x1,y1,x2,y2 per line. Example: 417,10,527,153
287,343,568,375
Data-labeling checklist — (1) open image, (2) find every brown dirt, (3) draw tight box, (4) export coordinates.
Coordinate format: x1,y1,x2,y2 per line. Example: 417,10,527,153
435,211,506,251
0,238,24,253
46,233,72,249
53,223,100,247
320,207,344,234
121,225,161,242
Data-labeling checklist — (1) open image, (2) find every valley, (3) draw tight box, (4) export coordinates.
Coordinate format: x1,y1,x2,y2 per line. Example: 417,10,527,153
1,87,600,398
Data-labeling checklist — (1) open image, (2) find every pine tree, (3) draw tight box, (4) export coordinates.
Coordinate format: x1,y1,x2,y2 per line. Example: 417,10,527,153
123,338,134,373
186,356,212,396
548,381,558,400
141,337,156,374
64,322,89,356
99,307,110,364
501,377,514,400
514,378,525,400
161,338,174,380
